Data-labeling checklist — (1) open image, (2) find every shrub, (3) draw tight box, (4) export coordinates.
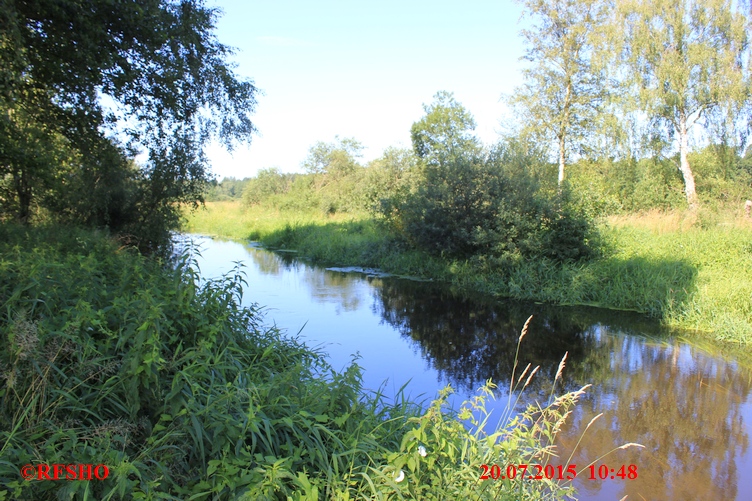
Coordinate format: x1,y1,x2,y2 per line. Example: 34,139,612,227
242,168,293,206
384,150,595,263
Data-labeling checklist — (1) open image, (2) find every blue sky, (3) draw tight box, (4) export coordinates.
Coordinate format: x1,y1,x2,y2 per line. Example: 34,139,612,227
204,0,529,179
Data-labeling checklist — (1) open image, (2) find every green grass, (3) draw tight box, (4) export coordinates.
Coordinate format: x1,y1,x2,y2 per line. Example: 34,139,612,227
186,202,752,345
0,222,609,500
184,203,450,277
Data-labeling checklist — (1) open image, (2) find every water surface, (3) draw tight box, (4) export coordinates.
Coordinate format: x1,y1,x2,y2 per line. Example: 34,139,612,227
189,235,752,501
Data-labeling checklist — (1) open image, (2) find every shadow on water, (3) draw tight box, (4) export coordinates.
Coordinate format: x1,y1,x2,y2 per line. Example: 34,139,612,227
196,236,752,501
373,279,629,394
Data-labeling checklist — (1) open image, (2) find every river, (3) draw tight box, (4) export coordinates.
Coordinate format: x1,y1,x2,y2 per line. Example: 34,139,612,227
188,234,752,500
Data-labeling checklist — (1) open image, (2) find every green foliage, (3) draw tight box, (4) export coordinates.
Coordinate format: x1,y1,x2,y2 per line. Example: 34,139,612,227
0,224,399,499
385,141,595,262
367,380,588,500
242,168,293,206
567,157,686,215
302,137,364,178
0,224,595,499
207,177,252,201
565,143,752,216
395,156,505,257
690,145,752,208
238,138,373,216
364,147,420,227
0,0,258,250
396,94,596,262
411,91,482,166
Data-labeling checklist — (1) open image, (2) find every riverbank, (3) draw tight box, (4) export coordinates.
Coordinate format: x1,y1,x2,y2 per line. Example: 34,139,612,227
0,223,587,500
185,202,752,345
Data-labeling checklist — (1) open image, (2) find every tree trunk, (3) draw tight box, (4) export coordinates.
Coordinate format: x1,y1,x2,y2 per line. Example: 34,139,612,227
558,78,572,187
558,134,566,185
678,113,699,210
13,166,33,224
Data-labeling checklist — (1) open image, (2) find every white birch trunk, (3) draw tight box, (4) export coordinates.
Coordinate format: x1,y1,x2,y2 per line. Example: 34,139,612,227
558,135,566,185
678,113,698,210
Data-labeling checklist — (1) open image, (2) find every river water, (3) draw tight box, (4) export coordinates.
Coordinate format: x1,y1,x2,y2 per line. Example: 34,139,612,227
188,234,752,501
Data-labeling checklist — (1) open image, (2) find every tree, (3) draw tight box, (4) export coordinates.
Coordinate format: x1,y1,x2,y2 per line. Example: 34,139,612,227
509,0,611,186
618,0,750,209
410,91,481,166
242,167,292,205
0,0,257,245
390,97,593,261
364,147,419,221
302,136,363,178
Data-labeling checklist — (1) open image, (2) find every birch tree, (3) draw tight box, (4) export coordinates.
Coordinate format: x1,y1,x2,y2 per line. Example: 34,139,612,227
618,0,750,209
509,0,611,186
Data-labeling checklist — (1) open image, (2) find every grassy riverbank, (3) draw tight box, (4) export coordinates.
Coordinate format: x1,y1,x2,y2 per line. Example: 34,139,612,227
1,223,595,500
185,202,752,345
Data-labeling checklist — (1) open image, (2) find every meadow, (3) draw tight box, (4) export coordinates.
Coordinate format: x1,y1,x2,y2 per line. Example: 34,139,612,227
185,202,752,345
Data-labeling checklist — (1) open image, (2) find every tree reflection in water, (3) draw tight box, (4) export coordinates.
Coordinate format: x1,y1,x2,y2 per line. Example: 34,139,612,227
557,334,751,501
213,241,752,500
372,279,752,501
373,279,612,395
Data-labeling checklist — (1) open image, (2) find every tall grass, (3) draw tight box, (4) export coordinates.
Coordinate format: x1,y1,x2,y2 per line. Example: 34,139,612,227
0,223,611,500
186,202,752,344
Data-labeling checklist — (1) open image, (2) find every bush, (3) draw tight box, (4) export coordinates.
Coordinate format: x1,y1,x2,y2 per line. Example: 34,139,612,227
383,149,595,263
242,168,293,206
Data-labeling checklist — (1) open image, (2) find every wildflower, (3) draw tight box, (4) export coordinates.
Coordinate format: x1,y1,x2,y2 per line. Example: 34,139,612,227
418,445,427,457
395,469,405,482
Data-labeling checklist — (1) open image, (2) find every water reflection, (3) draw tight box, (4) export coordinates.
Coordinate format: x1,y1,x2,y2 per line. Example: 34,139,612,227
252,250,367,313
373,279,611,394
370,280,752,500
195,236,752,500
557,332,751,501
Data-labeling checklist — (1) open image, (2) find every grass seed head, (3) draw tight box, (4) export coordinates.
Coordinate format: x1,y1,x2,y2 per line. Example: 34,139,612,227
524,365,540,388
555,351,568,381
519,315,533,343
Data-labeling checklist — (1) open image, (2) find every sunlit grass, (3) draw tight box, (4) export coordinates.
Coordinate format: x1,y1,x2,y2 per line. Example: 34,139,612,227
184,201,358,241
603,211,752,342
